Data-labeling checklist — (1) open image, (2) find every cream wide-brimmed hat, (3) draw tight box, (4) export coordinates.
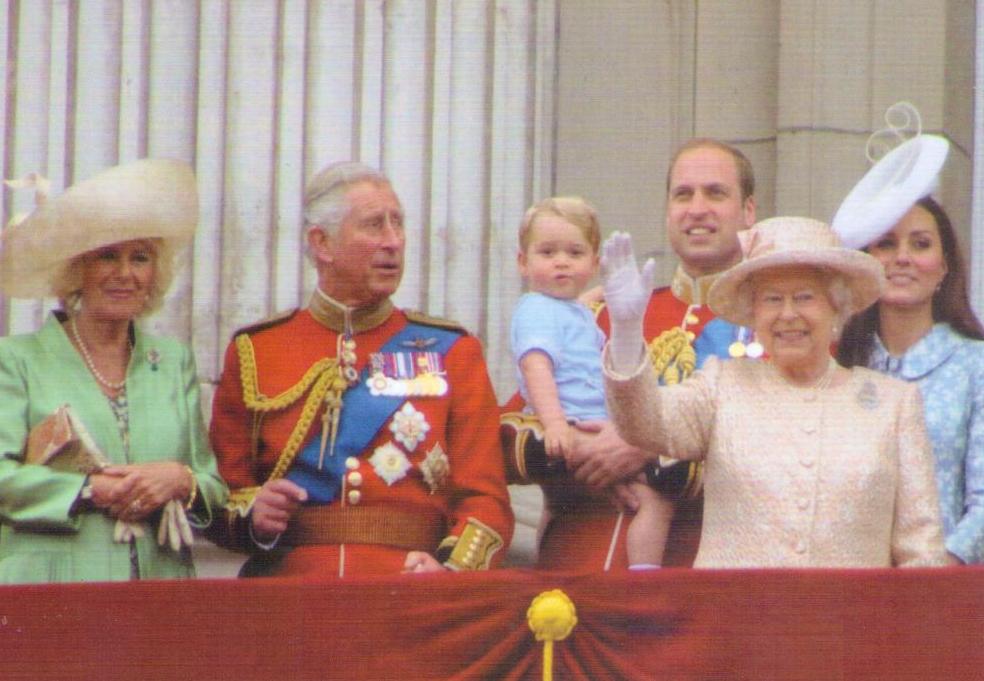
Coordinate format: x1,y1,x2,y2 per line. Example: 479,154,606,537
708,217,885,328
0,158,198,298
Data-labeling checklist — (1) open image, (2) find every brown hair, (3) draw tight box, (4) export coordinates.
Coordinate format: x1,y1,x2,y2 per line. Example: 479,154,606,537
519,196,601,254
837,197,984,367
665,138,756,202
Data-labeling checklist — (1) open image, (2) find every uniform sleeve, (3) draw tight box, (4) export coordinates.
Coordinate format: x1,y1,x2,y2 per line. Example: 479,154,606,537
209,338,258,490
0,342,85,530
603,346,718,462
947,358,984,563
892,383,948,566
440,335,514,567
206,338,257,551
177,343,228,529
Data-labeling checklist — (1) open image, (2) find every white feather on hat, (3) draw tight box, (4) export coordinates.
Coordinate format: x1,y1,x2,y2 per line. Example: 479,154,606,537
0,158,198,299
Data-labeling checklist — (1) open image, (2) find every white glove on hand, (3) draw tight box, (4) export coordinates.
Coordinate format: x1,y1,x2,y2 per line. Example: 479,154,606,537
113,519,146,543
601,232,655,374
157,499,194,552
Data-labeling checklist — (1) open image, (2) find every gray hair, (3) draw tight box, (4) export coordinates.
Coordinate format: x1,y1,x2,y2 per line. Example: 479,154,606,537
739,266,856,341
303,161,390,236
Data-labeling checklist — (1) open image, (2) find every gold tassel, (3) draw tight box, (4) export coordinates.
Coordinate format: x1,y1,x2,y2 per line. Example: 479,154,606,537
527,590,577,681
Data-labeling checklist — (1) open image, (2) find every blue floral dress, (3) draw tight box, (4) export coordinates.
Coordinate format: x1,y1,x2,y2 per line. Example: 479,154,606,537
870,323,984,563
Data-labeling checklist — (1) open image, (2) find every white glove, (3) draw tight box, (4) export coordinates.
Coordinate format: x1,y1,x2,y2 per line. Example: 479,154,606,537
113,519,146,543
157,499,194,553
601,231,655,374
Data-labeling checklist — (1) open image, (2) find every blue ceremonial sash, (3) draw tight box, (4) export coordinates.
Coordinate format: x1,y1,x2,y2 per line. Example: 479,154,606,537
285,322,462,503
694,318,748,367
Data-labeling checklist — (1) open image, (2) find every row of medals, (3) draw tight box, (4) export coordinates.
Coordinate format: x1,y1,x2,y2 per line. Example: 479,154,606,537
682,308,763,360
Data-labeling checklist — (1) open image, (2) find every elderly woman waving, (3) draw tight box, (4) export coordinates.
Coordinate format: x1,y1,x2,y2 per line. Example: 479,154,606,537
601,217,948,567
0,159,227,583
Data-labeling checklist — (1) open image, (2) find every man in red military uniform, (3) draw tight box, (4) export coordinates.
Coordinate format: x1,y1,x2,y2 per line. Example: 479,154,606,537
505,139,757,571
209,162,513,578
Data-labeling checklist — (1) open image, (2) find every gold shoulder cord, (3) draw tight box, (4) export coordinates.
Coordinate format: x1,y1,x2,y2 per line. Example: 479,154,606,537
235,334,348,483
647,327,696,385
647,324,704,499
595,300,696,383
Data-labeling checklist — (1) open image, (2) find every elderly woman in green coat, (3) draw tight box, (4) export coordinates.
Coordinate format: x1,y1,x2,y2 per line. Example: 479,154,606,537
0,159,227,583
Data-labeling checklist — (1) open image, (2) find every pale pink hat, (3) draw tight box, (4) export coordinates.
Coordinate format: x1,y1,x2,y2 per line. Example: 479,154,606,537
0,158,197,298
708,216,885,328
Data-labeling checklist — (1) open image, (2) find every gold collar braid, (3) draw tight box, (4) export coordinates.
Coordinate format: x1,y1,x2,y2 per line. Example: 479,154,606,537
309,288,393,333
670,266,721,306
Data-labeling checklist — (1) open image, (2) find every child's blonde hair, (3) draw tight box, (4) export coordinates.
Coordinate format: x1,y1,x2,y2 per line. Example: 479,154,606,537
519,196,601,253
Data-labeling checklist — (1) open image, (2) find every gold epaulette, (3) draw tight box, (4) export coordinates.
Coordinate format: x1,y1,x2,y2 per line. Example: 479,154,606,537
404,309,468,335
442,517,504,571
232,308,299,339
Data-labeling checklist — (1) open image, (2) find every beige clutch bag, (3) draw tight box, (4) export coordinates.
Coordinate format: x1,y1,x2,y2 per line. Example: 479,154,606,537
24,404,109,473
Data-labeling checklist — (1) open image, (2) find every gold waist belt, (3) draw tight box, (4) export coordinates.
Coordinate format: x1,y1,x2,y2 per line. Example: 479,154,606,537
283,505,447,552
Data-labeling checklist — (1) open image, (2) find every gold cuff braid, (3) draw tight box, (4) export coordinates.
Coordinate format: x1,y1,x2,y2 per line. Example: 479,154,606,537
443,517,504,571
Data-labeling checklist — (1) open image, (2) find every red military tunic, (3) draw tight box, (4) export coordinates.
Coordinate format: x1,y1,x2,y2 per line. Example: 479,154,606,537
536,267,731,572
209,293,513,578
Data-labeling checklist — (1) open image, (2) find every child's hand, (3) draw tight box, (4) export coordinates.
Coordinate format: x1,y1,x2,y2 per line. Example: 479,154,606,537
543,421,574,460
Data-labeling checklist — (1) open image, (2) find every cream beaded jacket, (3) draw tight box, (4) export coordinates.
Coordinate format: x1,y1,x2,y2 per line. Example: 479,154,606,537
604,352,947,568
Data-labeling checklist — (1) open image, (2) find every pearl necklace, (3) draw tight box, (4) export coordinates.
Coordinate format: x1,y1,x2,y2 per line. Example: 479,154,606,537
777,358,837,391
70,318,131,392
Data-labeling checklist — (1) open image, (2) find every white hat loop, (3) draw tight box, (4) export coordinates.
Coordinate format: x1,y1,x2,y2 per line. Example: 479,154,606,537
832,102,948,249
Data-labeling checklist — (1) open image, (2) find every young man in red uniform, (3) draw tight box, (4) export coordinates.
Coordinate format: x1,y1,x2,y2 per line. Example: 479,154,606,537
209,162,513,578
505,139,757,571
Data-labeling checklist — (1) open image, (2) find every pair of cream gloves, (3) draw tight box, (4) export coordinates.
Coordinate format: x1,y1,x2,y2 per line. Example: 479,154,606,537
112,499,194,552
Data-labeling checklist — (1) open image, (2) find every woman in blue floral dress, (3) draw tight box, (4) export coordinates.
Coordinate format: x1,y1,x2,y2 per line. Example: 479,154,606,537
838,197,984,564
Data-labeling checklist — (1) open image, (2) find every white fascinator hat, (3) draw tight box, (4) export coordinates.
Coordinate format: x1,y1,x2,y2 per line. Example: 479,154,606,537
831,102,949,249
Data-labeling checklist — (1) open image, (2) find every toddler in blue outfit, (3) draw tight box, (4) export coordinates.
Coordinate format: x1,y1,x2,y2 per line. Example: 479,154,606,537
511,196,665,568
